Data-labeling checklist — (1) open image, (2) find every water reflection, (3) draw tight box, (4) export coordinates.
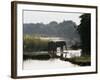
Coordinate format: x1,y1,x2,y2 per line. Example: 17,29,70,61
23,58,78,70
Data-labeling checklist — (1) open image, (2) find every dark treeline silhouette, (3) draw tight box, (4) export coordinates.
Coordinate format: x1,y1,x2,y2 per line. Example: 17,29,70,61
24,20,81,48
24,21,80,41
77,14,91,55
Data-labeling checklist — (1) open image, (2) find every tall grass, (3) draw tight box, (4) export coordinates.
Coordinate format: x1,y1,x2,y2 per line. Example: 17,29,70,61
64,55,91,66
23,35,49,52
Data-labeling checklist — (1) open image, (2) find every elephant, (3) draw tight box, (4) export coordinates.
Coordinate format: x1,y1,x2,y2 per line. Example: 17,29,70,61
48,41,67,57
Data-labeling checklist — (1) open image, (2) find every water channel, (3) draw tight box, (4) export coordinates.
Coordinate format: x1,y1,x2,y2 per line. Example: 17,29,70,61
23,58,78,70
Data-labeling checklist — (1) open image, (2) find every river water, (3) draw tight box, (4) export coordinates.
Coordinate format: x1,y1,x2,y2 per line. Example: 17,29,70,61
23,58,78,70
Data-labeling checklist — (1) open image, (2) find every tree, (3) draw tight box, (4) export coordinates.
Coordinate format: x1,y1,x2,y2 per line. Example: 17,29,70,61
77,14,91,55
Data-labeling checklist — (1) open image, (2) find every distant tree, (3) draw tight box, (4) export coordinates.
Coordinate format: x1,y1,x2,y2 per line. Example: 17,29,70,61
77,14,91,55
70,41,81,50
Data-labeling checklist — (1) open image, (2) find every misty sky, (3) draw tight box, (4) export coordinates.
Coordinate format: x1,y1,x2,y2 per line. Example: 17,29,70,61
23,10,83,25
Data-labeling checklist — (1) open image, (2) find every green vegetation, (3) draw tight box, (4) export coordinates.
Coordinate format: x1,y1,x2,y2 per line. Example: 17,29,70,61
64,55,91,66
67,14,91,66
23,35,49,52
23,54,51,60
77,14,91,55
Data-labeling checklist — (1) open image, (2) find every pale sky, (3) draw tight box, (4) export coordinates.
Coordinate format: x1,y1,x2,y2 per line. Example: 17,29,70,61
23,10,83,25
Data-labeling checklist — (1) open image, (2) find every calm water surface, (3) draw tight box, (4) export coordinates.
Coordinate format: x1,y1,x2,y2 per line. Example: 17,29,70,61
23,58,78,70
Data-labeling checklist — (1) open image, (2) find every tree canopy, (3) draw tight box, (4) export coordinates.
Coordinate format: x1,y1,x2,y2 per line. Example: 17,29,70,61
77,14,91,55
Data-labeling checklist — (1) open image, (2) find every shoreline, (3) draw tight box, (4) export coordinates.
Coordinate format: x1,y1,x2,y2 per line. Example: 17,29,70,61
60,56,91,66
23,51,91,66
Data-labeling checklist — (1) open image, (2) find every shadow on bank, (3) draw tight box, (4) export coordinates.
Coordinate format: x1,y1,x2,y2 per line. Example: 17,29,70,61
60,55,91,66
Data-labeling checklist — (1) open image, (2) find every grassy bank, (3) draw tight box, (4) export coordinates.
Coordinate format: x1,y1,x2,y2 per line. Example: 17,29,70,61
23,54,51,60
23,35,49,52
63,55,91,66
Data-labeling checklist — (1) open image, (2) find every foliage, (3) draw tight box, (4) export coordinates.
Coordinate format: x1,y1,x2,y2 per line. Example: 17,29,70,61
77,14,91,55
23,35,49,52
70,41,81,50
65,55,91,66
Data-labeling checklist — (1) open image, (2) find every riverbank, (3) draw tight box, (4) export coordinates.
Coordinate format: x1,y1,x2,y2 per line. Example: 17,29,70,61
23,54,51,60
23,52,91,66
62,55,91,66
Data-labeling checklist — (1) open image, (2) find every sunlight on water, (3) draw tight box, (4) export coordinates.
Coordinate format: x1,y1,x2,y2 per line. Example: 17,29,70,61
23,58,78,70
